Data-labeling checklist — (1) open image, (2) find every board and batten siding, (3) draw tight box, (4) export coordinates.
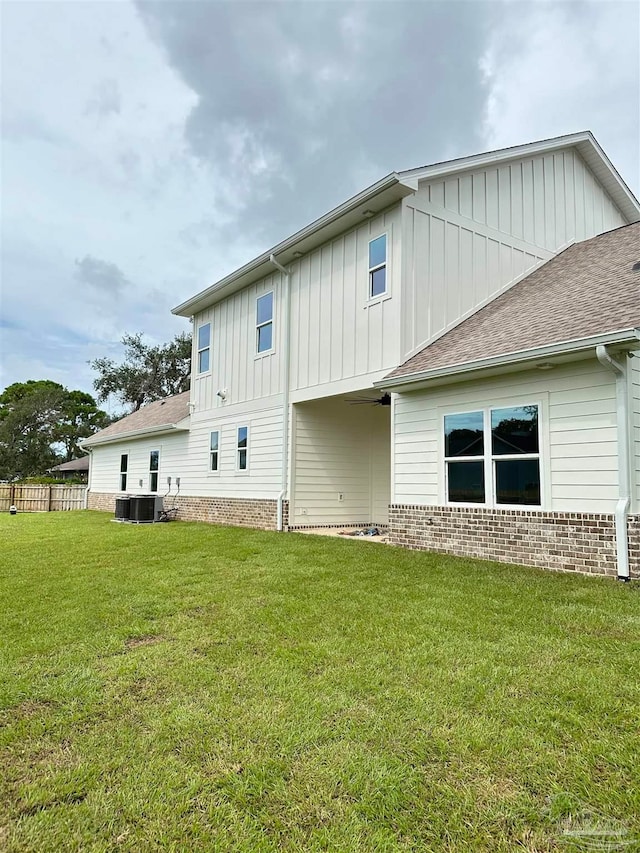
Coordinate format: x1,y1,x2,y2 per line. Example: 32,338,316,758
402,148,627,356
288,206,402,394
393,359,621,513
89,405,284,500
192,273,285,413
291,398,390,526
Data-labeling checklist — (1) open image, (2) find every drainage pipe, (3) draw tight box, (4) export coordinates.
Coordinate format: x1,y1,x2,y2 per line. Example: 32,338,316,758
596,345,631,580
79,443,92,509
270,253,291,531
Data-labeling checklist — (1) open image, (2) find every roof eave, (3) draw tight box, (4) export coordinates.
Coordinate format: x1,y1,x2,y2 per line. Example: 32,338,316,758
81,421,190,448
172,174,416,316
376,328,640,392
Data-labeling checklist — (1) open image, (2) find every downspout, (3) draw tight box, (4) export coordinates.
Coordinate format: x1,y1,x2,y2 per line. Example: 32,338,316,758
596,345,630,581
79,443,92,509
270,254,291,531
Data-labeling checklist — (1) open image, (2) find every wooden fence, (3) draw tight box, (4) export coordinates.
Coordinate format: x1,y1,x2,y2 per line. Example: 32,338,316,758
0,484,87,512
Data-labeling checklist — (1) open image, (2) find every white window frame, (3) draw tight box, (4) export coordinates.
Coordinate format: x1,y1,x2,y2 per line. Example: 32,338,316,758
441,401,544,510
209,429,220,474
119,453,128,492
236,425,249,472
149,449,160,493
368,232,388,301
197,322,211,374
256,291,274,356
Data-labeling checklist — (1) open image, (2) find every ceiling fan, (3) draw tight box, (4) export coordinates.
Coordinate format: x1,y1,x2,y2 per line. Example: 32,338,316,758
346,393,391,406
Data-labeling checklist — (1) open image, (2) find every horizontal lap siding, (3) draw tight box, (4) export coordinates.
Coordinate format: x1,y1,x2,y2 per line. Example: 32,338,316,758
89,406,284,500
393,359,619,512
292,399,390,526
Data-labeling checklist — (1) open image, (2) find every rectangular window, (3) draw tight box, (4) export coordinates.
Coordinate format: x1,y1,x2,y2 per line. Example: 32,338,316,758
149,450,159,492
210,430,219,472
256,292,273,354
444,405,540,507
237,426,248,471
197,323,211,373
119,454,128,491
368,234,387,298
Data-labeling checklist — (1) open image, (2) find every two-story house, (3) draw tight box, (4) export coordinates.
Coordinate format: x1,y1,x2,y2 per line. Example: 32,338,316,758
84,131,640,579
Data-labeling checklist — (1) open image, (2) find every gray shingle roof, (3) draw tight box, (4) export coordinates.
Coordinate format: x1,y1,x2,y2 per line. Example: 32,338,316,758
384,223,640,383
83,391,190,446
49,456,89,473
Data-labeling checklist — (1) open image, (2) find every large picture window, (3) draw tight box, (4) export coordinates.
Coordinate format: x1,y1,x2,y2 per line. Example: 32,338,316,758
256,292,273,354
197,323,211,373
444,405,540,507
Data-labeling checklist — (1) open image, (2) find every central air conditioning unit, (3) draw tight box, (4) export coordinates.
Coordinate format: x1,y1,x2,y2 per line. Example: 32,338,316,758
114,497,131,521
128,495,164,523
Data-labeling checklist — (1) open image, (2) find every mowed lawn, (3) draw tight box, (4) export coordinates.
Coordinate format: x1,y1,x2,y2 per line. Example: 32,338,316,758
0,513,638,852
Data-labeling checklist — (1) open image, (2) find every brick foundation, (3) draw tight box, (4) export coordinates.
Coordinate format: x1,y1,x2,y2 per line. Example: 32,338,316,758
87,492,288,531
389,504,640,579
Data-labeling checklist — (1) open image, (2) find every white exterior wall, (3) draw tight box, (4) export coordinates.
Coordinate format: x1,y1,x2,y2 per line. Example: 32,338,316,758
289,206,402,395
192,273,285,413
290,398,390,525
89,403,285,500
393,358,622,513
402,148,627,356
631,352,640,512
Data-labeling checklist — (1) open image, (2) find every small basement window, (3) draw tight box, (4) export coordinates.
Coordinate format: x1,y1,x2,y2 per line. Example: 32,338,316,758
237,426,248,471
368,234,387,298
197,323,211,373
256,292,273,354
120,453,128,491
149,450,159,492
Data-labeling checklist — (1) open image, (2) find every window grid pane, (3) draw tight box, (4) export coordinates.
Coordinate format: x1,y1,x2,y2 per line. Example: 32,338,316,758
257,322,273,353
198,324,210,350
256,293,273,325
149,451,159,472
370,267,386,297
120,473,127,491
447,461,485,503
491,405,539,455
198,349,210,373
210,452,218,472
444,411,484,458
238,448,247,470
495,459,540,505
369,235,386,269
150,472,158,493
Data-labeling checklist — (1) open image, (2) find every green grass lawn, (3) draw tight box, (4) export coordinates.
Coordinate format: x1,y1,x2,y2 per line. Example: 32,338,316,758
0,512,638,852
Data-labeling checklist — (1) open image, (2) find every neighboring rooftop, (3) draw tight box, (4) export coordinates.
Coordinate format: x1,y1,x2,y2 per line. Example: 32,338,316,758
383,222,640,383
82,392,191,446
49,457,89,473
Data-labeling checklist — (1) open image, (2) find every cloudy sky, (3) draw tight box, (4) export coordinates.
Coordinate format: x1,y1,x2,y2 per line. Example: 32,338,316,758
1,0,639,407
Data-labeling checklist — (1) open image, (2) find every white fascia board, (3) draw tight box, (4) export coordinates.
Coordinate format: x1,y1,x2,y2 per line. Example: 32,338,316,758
172,174,415,317
81,422,190,448
399,131,640,224
376,328,640,392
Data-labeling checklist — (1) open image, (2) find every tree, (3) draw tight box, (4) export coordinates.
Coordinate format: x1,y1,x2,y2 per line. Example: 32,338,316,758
0,381,110,480
90,332,191,413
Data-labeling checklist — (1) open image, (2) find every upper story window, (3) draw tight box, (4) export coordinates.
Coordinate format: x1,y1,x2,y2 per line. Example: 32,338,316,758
237,426,248,471
209,430,219,472
444,405,540,507
149,450,159,492
368,234,387,298
197,323,211,373
119,454,128,491
256,292,274,354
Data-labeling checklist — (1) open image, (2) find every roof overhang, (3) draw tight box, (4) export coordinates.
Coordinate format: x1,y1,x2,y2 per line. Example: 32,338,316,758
376,328,640,393
398,131,640,225
172,174,416,316
80,422,190,449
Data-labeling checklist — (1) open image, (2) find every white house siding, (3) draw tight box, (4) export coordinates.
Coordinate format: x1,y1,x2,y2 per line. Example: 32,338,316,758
289,205,403,395
191,272,285,412
290,397,390,526
402,148,627,356
89,431,190,496
393,358,620,513
89,404,284,501
631,352,640,512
